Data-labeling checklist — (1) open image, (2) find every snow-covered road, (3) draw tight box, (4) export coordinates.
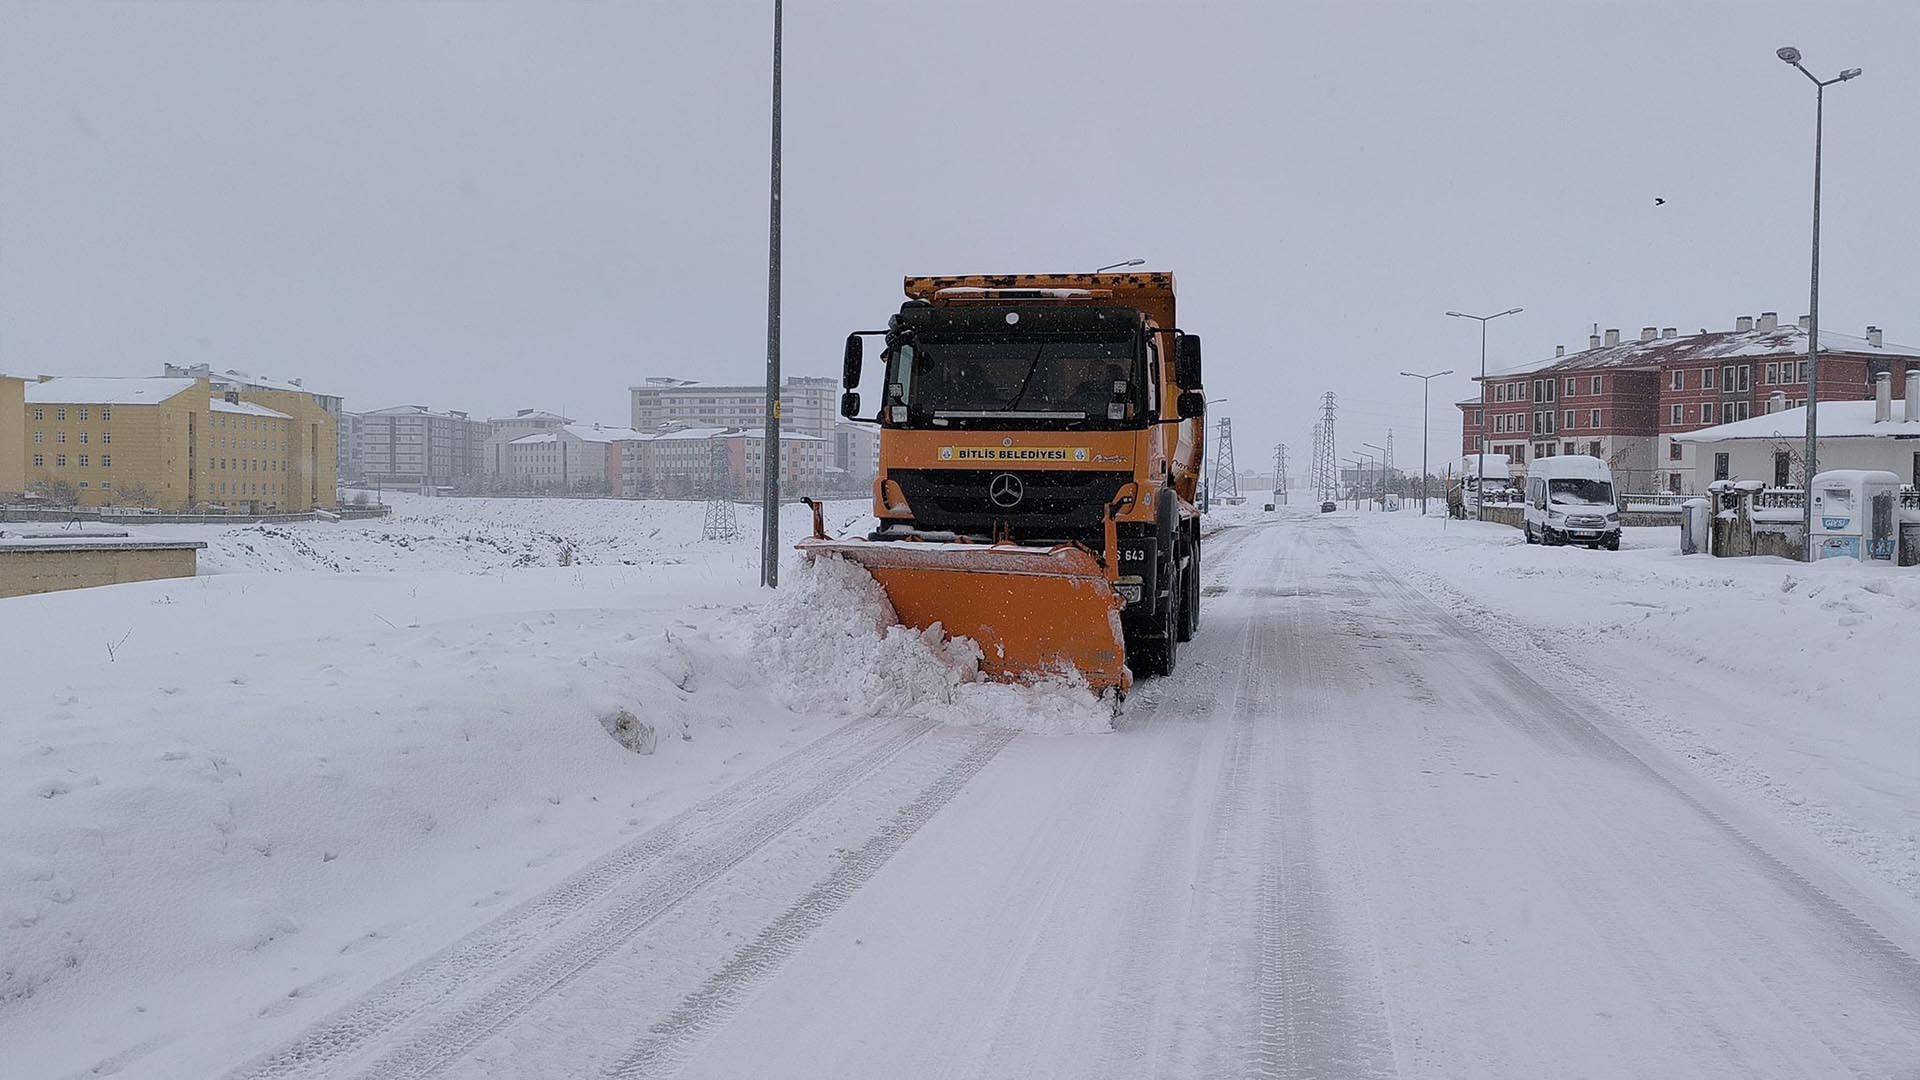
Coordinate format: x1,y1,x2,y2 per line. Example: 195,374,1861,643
126,516,1920,1076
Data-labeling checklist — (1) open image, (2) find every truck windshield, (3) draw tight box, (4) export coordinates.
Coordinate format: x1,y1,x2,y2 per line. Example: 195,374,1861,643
891,336,1141,428
1548,478,1615,506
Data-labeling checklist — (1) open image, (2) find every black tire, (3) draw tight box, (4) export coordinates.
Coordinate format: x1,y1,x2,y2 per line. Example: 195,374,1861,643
1524,522,1537,544
1604,534,1621,551
1130,559,1181,679
1177,534,1198,642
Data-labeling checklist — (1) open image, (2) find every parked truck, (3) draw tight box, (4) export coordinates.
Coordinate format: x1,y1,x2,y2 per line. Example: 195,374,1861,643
799,271,1207,693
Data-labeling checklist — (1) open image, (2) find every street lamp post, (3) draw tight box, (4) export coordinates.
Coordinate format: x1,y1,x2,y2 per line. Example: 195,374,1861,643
1400,369,1453,515
1446,308,1523,520
1364,441,1386,511
759,0,784,588
1777,46,1862,560
1345,455,1372,511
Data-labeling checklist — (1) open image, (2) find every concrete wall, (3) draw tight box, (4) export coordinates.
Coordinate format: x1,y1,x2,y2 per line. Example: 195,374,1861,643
0,545,200,598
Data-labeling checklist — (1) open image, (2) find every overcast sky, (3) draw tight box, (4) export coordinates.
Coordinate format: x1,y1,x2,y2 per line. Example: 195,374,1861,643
3,1,1915,482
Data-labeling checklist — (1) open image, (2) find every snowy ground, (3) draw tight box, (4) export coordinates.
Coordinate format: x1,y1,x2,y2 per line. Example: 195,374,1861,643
5,497,1918,1078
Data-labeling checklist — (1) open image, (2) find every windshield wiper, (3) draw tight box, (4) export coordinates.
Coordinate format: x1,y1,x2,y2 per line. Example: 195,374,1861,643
998,342,1049,412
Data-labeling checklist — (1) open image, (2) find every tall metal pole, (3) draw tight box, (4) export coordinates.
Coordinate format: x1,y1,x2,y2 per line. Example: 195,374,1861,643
1777,47,1860,559
1446,308,1521,520
1399,369,1452,516
1477,319,1488,519
1802,81,1824,555
759,0,783,587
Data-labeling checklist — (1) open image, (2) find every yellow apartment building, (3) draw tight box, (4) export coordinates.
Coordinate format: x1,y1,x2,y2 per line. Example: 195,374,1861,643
22,376,338,513
0,374,23,498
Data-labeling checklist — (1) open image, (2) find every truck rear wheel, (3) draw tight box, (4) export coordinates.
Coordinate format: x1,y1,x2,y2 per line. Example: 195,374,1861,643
1177,533,1198,642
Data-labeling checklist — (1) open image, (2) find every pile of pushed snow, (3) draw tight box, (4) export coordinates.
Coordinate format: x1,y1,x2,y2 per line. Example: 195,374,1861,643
754,556,1114,736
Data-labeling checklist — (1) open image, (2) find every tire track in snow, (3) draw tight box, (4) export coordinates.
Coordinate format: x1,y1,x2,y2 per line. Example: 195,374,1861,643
1345,531,1920,1018
222,717,935,1080
603,729,1016,1080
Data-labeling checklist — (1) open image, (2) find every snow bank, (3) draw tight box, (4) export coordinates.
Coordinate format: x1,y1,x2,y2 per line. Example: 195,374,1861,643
1358,513,1920,908
754,556,1115,736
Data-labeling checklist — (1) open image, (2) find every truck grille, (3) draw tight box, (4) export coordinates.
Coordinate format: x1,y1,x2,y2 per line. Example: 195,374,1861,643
1566,514,1606,528
889,469,1133,541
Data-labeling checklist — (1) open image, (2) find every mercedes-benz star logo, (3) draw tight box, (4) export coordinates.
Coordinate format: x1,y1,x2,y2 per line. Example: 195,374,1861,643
988,472,1024,509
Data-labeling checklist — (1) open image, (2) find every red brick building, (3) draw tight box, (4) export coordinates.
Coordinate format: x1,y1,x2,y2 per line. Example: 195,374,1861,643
1458,313,1920,493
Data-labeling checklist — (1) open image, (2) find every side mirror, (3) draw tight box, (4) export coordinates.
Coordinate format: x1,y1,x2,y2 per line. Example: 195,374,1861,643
840,391,862,418
842,334,864,388
1176,389,1206,419
1176,334,1203,387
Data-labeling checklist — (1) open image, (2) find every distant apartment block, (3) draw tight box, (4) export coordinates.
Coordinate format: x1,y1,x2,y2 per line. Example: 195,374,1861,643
356,405,491,491
629,376,838,440
502,423,645,493
483,409,574,478
1460,313,1920,493
617,427,825,499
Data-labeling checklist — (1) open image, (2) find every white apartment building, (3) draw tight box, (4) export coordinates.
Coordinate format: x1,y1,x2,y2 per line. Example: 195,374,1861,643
483,409,574,478
505,422,646,493
617,427,825,499
358,404,491,490
628,376,839,442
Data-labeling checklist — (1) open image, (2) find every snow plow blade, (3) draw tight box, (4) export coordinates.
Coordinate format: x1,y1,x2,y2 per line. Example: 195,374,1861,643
798,538,1131,694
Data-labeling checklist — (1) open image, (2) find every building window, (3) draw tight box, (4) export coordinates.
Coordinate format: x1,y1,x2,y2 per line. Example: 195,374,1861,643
1588,441,1601,456
101,432,111,444
1669,441,1683,462
1564,410,1576,429
33,407,44,421
1590,409,1601,427
55,454,66,467
1565,377,1577,397
1563,443,1576,456
1702,403,1715,423
1671,404,1684,424
1722,365,1736,390
101,408,111,421
56,408,66,421
78,432,88,444
79,481,89,489
1776,452,1792,487
1702,368,1715,390
1592,376,1603,395
1797,361,1808,382
77,407,89,421
102,455,111,468
32,432,43,444
1766,362,1779,384
1671,371,1684,390
1714,453,1730,481
100,481,111,491
1668,473,1683,493
78,454,88,467
32,454,43,467
1737,401,1750,420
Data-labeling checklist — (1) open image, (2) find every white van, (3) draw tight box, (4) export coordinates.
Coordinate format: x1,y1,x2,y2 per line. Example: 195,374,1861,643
1523,455,1620,549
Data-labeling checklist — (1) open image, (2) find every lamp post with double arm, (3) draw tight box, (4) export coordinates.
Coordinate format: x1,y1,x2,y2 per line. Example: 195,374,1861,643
1446,308,1523,520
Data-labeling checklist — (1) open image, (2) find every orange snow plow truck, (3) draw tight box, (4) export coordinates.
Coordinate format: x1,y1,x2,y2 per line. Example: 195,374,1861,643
800,272,1207,694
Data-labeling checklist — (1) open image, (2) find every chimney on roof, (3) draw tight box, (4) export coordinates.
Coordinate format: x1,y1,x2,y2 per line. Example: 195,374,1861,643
1768,391,1787,414
1589,331,1602,349
1601,328,1618,346
1867,326,1883,348
1758,312,1778,332
1906,371,1920,423
1798,314,1811,330
1639,326,1657,342
1662,327,1677,339
1875,371,1893,423
1556,345,1565,357
1735,315,1754,332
